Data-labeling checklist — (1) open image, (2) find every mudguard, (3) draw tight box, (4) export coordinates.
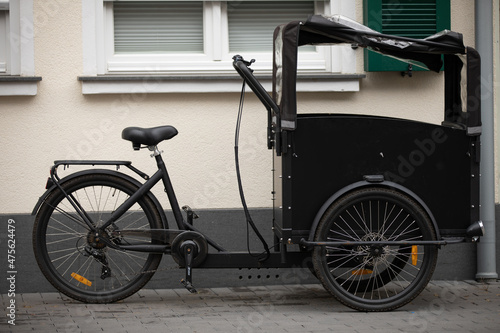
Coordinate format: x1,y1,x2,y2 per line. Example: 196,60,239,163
307,180,441,242
31,169,168,229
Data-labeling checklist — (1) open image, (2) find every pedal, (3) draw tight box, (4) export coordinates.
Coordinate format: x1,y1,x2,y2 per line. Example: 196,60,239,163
181,279,197,293
182,205,199,225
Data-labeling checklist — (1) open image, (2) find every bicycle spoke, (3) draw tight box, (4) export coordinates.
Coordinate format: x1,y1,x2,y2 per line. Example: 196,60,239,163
51,205,90,231
329,223,359,241
50,248,82,266
115,210,150,230
348,206,370,235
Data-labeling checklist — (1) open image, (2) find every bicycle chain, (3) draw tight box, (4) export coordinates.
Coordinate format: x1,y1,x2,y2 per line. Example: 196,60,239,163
85,246,181,279
137,263,180,275
109,261,181,279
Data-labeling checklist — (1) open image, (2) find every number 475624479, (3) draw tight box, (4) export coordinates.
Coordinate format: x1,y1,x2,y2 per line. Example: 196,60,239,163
7,219,16,270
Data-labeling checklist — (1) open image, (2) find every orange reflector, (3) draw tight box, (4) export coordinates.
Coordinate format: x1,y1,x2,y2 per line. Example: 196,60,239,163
412,245,418,265
351,269,373,276
71,272,92,287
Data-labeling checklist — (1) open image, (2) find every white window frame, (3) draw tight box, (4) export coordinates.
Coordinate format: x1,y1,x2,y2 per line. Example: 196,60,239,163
82,0,359,94
104,1,329,73
0,0,38,96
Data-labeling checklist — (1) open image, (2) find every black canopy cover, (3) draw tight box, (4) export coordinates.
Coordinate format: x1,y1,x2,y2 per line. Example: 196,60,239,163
272,15,480,133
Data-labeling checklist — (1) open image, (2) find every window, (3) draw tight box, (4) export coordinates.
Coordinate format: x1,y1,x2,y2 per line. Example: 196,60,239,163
0,1,8,74
104,1,324,73
363,0,451,72
0,0,40,96
82,0,360,93
107,1,206,72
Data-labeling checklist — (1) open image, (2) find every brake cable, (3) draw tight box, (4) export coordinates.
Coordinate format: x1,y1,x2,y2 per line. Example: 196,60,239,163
235,80,271,262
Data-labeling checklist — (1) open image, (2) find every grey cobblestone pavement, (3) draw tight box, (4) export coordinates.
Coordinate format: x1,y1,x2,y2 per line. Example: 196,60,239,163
2,280,499,332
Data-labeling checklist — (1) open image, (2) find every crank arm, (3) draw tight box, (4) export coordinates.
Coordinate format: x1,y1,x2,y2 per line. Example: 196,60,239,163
180,240,198,293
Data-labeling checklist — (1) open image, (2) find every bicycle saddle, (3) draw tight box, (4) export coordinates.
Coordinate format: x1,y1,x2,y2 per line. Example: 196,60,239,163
122,126,178,150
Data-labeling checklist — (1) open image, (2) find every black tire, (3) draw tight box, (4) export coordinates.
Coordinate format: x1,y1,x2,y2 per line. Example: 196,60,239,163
312,187,438,311
33,173,164,303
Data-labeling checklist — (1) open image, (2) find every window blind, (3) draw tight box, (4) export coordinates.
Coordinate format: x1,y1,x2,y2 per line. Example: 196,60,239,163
113,1,204,54
0,9,7,72
228,1,314,52
381,0,437,39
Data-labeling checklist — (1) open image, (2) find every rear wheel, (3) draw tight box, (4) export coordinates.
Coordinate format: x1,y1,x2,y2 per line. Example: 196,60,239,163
312,187,438,311
33,173,164,303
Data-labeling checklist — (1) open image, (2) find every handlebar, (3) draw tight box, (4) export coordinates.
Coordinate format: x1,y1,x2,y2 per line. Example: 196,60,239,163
233,55,255,67
232,55,279,114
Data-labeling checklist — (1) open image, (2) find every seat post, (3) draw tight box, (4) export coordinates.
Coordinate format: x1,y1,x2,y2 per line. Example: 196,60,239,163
152,148,186,230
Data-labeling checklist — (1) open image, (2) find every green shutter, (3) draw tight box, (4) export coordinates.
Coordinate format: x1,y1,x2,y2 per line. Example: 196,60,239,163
363,0,450,72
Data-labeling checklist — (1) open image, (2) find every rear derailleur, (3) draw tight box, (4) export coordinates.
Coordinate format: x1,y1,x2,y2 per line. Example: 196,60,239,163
84,246,112,280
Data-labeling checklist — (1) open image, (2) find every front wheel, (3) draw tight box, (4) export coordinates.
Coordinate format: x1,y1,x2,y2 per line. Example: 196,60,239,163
312,187,438,311
33,173,164,303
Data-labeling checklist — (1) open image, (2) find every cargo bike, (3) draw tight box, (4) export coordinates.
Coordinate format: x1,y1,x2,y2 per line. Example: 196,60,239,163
32,15,484,311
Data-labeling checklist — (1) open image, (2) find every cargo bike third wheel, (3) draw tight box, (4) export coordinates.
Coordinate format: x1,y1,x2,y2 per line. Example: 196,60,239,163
312,187,438,311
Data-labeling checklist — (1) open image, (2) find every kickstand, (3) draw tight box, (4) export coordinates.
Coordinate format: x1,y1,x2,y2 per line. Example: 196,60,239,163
180,240,198,293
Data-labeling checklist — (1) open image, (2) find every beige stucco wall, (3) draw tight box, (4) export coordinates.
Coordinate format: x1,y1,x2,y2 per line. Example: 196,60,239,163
1,0,496,214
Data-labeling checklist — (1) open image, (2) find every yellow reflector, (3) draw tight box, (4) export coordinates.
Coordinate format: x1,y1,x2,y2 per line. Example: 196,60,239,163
71,272,92,287
351,269,373,276
412,245,418,265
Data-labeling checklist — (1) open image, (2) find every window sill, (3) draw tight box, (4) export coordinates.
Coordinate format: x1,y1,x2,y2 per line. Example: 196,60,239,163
78,74,365,94
0,76,42,96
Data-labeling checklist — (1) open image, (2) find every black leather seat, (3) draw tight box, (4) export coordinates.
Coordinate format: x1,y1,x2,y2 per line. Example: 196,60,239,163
122,126,178,150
